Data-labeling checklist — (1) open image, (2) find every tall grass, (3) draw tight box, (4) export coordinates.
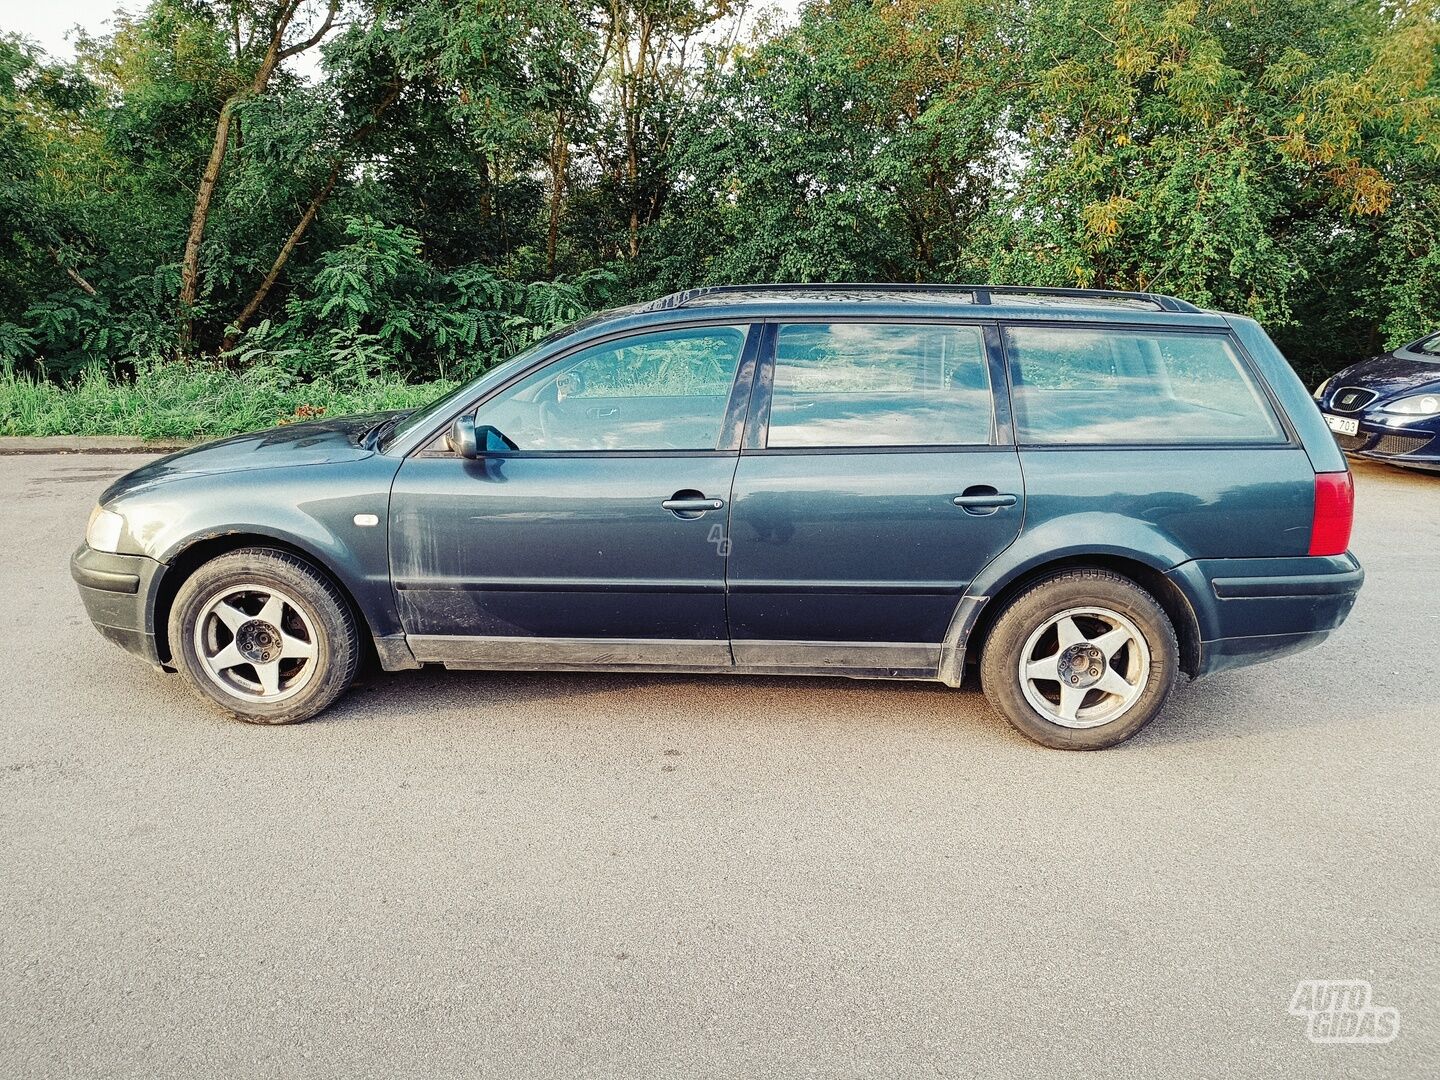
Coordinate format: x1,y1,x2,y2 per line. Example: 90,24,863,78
0,361,455,439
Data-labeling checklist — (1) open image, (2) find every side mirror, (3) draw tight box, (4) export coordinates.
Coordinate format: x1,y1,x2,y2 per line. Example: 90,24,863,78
447,416,517,458
447,415,479,459
478,424,517,453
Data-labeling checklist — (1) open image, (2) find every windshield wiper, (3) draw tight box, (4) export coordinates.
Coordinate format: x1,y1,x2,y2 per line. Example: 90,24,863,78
364,412,410,449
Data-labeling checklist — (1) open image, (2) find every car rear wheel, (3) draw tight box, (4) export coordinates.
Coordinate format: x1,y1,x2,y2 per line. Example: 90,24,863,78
169,548,359,724
979,569,1178,749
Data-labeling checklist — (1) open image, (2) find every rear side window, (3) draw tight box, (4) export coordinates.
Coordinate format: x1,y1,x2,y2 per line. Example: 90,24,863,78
1004,326,1286,445
767,323,993,447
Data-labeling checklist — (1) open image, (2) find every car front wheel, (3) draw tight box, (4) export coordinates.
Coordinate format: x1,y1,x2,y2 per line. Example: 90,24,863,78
979,568,1179,749
169,548,359,725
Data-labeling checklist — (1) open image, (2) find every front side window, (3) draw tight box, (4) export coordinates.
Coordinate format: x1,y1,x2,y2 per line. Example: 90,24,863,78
1005,326,1286,445
474,325,747,451
767,323,993,448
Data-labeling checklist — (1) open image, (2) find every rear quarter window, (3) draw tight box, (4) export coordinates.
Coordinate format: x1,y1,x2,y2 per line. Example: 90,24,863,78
1005,326,1286,445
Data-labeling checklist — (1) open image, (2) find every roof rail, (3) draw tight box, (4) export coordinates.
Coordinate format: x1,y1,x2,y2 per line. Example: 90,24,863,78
650,282,1202,314
979,285,1202,313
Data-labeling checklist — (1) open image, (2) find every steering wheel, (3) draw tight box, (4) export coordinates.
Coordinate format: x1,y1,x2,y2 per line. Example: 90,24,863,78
538,398,564,445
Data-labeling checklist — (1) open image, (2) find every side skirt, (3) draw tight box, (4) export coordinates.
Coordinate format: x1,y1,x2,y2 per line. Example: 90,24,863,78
405,635,944,681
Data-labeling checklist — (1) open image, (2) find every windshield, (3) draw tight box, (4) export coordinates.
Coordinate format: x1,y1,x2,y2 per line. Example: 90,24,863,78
1411,332,1440,359
380,345,545,451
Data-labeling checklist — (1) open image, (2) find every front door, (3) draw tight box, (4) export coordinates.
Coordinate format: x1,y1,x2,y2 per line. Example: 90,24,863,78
389,322,757,669
726,320,1024,675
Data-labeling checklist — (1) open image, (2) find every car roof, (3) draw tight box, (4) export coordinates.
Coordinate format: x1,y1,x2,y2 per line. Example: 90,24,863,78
568,284,1231,338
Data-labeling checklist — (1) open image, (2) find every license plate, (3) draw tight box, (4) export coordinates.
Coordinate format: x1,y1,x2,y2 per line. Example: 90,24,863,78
1325,414,1359,436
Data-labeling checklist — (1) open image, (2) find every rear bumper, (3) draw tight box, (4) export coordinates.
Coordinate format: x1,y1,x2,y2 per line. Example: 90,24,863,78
1167,554,1364,677
71,544,168,667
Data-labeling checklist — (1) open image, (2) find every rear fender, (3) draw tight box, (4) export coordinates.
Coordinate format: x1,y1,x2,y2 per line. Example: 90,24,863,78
966,513,1188,600
938,514,1199,685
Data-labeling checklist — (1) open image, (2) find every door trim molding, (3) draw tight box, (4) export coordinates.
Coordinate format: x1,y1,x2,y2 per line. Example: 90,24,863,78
726,579,967,595
394,578,722,594
731,640,940,673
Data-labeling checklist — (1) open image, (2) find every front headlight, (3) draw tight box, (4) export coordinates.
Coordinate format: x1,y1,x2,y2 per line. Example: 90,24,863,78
86,506,125,553
1314,376,1332,400
1380,393,1440,416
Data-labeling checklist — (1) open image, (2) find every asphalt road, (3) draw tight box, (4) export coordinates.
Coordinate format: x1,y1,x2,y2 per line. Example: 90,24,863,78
1,453,1436,1079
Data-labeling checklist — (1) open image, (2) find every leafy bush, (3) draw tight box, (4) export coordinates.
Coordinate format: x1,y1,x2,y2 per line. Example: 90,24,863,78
218,217,621,383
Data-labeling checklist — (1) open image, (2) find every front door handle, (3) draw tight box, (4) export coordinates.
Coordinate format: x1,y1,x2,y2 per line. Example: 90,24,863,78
952,493,1017,508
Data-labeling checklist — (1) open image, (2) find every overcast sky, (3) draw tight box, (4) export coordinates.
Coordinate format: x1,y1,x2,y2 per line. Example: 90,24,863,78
2,0,121,57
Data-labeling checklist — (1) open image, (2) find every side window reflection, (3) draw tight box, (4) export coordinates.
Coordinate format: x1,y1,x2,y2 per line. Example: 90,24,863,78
768,323,993,448
1005,326,1286,444
475,326,747,452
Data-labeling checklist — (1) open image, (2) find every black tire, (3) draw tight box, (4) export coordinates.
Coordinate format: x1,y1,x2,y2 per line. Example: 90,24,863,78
169,547,359,725
979,569,1179,750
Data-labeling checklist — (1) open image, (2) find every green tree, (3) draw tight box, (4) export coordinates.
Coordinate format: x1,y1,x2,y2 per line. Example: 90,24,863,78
0,0,1436,394
977,0,1439,337
648,0,1021,287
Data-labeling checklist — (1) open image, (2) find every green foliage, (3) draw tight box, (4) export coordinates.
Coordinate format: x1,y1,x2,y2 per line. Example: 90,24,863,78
0,359,453,438
223,215,621,382
0,0,1436,431
971,0,1440,334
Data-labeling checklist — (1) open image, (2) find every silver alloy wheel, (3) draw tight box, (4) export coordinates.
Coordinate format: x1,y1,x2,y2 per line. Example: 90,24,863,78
1017,606,1150,729
193,583,319,704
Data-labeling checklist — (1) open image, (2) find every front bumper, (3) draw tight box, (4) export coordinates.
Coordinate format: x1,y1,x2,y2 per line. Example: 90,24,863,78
1329,418,1440,471
1167,554,1364,678
71,544,168,667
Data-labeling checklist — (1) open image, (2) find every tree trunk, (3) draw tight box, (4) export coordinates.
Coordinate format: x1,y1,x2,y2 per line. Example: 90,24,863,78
478,153,493,222
175,0,339,354
222,166,340,353
625,16,649,259
48,247,98,297
546,111,569,276
177,96,241,350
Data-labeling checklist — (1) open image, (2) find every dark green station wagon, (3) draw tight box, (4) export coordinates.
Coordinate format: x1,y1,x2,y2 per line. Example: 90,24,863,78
73,285,1363,748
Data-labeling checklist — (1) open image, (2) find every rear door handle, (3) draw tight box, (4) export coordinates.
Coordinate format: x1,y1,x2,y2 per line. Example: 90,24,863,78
953,491,1018,517
662,498,725,513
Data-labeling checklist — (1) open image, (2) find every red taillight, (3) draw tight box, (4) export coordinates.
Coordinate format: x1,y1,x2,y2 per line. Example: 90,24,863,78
1309,471,1354,556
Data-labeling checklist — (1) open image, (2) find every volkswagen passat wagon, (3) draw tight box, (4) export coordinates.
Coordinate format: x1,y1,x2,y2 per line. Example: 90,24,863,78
72,285,1363,749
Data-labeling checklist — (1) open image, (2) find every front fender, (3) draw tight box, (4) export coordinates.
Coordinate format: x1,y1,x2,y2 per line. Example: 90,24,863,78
115,458,404,639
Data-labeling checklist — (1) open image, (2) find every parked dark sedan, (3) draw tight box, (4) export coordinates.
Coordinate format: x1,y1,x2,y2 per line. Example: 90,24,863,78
1315,331,1440,472
72,285,1363,749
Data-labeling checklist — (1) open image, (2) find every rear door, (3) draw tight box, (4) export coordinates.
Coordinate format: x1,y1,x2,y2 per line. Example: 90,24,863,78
725,320,1024,675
